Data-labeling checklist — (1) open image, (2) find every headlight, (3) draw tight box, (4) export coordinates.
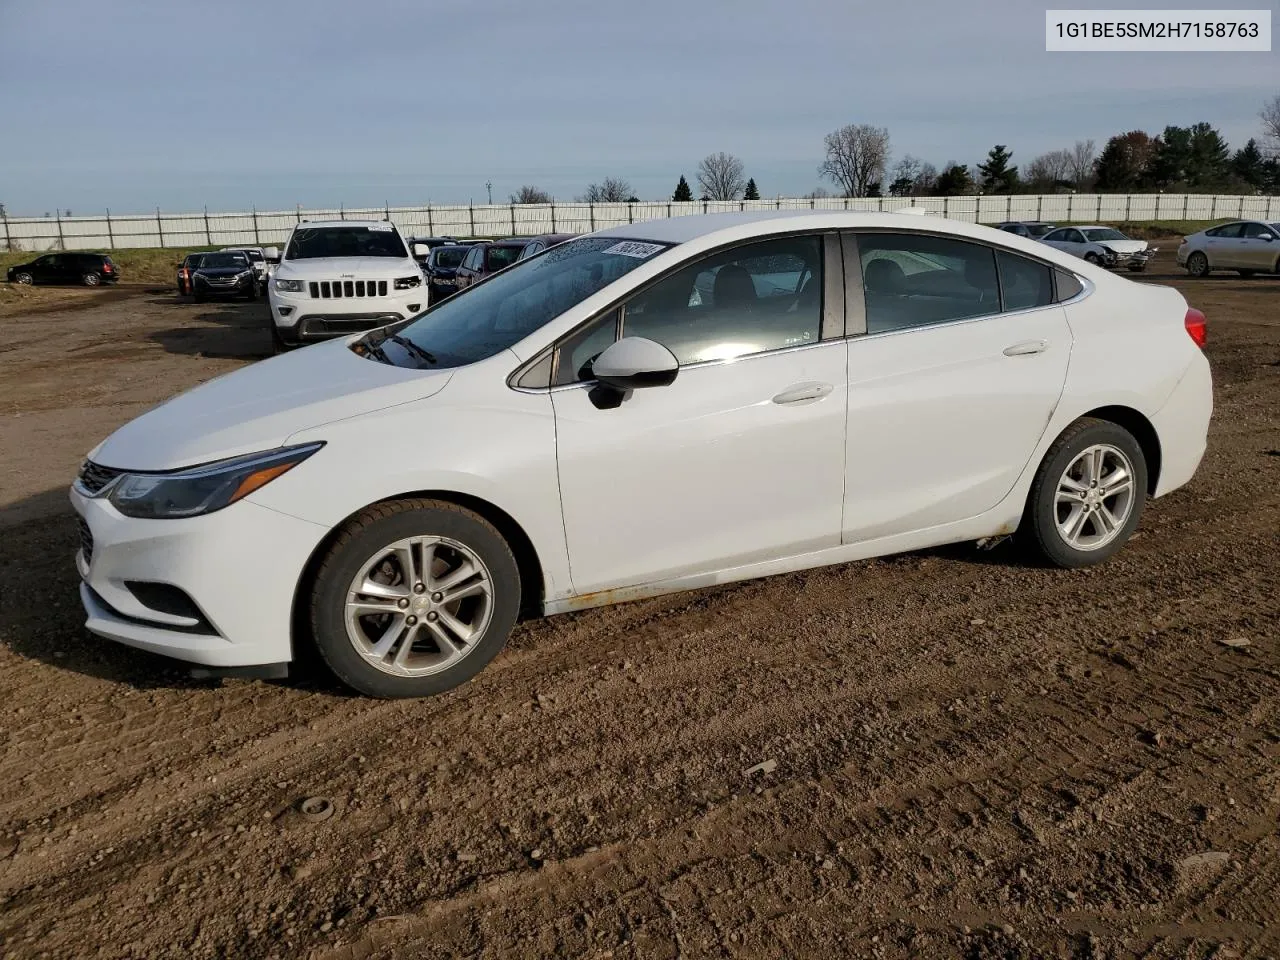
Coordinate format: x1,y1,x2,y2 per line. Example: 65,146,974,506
103,443,323,519
394,275,422,289
274,278,306,293
237,270,252,280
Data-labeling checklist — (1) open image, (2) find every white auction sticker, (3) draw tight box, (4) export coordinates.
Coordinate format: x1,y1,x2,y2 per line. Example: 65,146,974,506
1046,9,1270,50
602,241,665,259
367,222,393,231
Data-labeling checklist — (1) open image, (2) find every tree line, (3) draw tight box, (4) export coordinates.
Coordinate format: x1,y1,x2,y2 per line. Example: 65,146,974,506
506,93,1280,205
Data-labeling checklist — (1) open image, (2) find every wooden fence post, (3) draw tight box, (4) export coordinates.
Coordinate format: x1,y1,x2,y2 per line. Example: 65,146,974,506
56,211,65,250
589,204,595,231
468,202,475,237
106,209,114,249
511,204,516,235
252,206,260,244
1,207,9,252
156,207,165,247
204,206,212,244
426,204,434,235
550,203,556,232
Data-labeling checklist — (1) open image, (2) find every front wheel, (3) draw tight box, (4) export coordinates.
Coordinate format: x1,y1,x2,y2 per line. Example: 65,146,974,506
309,499,522,698
13,272,33,285
1020,418,1147,569
1084,252,1102,265
1186,252,1210,278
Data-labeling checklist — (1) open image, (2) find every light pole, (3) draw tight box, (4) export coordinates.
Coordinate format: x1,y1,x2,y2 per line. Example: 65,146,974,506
485,181,493,205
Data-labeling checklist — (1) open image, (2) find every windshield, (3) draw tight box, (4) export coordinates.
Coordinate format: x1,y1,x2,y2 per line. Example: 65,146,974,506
286,225,408,260
432,247,468,268
200,253,249,269
365,236,671,369
1082,228,1128,242
485,245,523,272
1026,224,1055,237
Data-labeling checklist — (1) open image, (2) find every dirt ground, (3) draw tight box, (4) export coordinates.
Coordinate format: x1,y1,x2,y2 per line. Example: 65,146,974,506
0,258,1277,960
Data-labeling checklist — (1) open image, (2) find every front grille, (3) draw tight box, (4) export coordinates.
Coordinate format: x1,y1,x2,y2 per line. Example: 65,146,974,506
309,279,388,299
77,460,123,495
77,516,94,564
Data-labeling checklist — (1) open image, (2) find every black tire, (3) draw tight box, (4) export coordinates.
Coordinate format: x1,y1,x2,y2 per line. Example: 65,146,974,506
309,499,521,698
82,272,101,287
1084,252,1102,265
1237,269,1256,278
1187,252,1210,278
244,285,257,301
270,323,295,354
1127,263,1147,273
193,291,205,303
13,272,33,285
1019,417,1147,569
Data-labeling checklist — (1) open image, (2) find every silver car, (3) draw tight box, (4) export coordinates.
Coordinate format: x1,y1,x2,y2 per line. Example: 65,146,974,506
1176,220,1280,278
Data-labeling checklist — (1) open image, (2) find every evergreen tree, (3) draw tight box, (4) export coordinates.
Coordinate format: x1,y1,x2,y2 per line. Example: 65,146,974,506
743,177,760,200
1186,122,1230,188
1231,138,1267,188
1094,131,1156,190
672,175,694,202
978,145,1018,193
933,163,973,195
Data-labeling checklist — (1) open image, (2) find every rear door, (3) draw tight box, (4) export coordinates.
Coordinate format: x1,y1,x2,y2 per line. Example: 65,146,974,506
841,232,1072,542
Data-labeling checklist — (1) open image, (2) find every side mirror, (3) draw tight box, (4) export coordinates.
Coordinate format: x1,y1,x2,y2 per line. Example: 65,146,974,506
264,246,280,262
1261,233,1274,241
587,337,678,408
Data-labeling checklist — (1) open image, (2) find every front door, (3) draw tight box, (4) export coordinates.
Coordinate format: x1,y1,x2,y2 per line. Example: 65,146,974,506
1241,221,1279,269
843,232,1072,542
551,234,848,594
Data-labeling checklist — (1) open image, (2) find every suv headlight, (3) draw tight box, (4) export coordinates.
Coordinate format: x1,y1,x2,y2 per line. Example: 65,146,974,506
102,443,323,519
274,278,306,293
394,275,422,289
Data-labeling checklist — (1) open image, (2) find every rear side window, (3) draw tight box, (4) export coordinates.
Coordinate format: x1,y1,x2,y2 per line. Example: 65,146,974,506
1054,270,1083,301
1211,223,1244,239
858,233,1000,333
996,250,1052,311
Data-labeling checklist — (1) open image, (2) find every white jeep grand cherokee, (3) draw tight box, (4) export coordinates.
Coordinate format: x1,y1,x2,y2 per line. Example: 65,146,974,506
268,219,426,351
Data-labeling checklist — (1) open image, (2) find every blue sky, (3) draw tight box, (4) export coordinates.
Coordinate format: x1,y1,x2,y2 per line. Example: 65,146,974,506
1,0,1275,215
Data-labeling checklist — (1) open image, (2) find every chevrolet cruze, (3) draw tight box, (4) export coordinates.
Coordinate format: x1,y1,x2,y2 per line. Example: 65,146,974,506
71,211,1213,698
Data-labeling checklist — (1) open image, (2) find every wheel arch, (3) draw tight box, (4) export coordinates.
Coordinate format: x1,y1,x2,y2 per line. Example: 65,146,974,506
289,489,548,660
1077,405,1162,495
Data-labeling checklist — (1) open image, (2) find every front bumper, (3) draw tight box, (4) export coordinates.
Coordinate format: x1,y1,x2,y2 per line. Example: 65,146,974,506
1102,248,1156,269
71,486,329,667
194,276,255,297
269,284,423,345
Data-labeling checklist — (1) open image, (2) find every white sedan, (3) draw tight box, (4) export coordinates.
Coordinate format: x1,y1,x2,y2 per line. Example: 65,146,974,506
1039,225,1156,272
70,211,1213,698
1176,219,1280,277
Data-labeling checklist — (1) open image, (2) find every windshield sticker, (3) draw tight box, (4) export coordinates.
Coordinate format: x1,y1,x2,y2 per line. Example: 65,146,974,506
367,223,394,231
602,241,664,259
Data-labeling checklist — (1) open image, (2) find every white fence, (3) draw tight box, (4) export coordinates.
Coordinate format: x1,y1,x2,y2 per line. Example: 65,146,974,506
3,194,1278,253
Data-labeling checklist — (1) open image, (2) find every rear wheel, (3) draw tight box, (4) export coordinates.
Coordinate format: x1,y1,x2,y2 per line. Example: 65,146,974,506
309,499,521,698
1020,418,1147,569
82,272,101,286
1186,252,1210,277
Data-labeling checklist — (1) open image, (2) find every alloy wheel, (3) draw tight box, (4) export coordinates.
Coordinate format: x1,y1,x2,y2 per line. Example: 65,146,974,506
344,535,494,677
1054,443,1136,551
14,272,32,285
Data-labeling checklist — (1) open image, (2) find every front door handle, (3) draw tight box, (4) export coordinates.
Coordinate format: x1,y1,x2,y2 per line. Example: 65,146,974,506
1003,339,1048,357
772,381,834,404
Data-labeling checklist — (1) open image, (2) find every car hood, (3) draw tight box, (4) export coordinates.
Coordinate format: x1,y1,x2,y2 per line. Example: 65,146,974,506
1097,239,1148,253
196,267,251,279
273,257,418,278
89,337,454,470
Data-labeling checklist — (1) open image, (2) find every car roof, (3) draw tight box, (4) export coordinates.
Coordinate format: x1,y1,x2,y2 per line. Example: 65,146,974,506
596,209,1057,246
294,219,394,229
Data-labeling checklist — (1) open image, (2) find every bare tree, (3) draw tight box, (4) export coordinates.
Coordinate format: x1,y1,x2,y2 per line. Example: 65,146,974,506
696,152,746,201
577,177,634,203
510,185,552,204
1069,139,1097,187
803,187,832,200
819,123,890,197
913,161,939,196
1025,149,1073,187
1262,94,1280,149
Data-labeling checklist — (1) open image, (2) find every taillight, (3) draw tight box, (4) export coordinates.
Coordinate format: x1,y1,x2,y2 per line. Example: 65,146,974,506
102,263,113,272
1185,307,1206,348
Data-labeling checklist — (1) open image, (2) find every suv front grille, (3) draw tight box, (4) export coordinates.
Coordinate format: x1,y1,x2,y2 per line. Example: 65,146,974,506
77,460,123,496
77,516,94,564
309,280,388,299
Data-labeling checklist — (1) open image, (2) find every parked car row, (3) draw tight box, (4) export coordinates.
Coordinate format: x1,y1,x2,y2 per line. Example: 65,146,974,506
997,222,1156,272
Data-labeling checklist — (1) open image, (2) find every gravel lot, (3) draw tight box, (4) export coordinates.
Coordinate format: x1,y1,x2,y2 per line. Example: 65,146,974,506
0,261,1277,959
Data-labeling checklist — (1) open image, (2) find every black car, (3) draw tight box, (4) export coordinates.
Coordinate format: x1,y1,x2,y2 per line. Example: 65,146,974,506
408,236,460,265
7,252,119,286
423,243,473,303
190,251,257,302
176,252,210,295
453,240,527,292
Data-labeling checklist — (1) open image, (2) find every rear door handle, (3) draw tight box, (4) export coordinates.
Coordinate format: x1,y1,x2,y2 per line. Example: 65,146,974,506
1003,339,1048,357
772,381,833,404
